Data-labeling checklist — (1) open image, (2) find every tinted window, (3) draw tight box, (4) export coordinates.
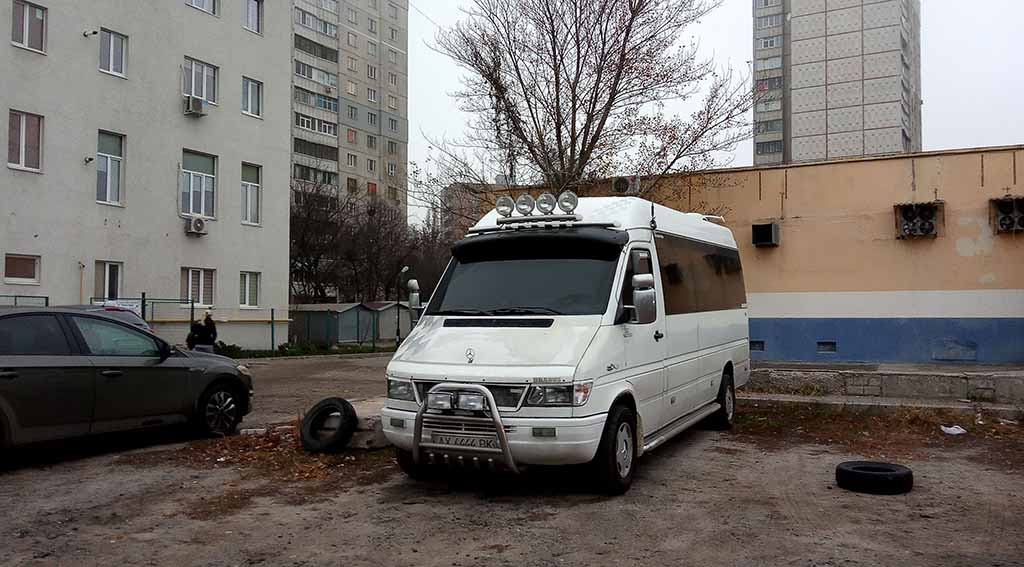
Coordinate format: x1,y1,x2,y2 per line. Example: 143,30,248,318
0,315,72,355
71,316,159,356
655,234,746,314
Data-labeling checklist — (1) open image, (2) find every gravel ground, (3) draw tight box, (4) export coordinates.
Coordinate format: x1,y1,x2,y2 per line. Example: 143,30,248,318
1,357,1022,566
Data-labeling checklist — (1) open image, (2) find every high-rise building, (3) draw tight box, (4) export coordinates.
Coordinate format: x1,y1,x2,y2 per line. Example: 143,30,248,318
752,0,922,165
1,0,292,348
291,0,408,212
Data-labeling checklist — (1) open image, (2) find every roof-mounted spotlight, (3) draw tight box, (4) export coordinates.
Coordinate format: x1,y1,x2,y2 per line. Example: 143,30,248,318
556,191,578,214
495,195,515,217
515,193,536,216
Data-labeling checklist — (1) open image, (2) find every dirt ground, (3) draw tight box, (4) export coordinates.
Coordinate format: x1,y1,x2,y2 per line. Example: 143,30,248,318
2,357,1023,567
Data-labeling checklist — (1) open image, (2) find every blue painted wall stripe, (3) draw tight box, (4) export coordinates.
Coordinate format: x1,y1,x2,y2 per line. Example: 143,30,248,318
749,318,1024,363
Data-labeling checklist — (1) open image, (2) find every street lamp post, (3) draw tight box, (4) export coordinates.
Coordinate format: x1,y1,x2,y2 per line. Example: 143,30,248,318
395,265,409,347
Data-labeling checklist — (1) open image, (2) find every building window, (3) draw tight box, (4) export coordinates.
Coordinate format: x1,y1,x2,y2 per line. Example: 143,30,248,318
368,41,377,57
348,105,358,119
389,27,398,41
347,31,358,47
347,56,358,72
3,254,40,285
295,7,337,37
388,49,397,64
296,113,314,130
319,121,337,136
294,138,338,161
387,140,398,154
387,185,398,201
367,88,377,103
7,110,43,171
387,162,396,176
757,35,782,50
183,57,218,103
99,30,127,76
346,80,357,95
368,18,377,33
182,268,215,306
388,117,398,131
387,95,397,109
244,0,263,33
96,261,122,300
347,177,358,192
347,128,357,143
367,181,377,194
96,131,124,205
367,134,377,149
319,0,338,13
755,119,784,134
367,158,376,173
294,164,338,186
180,150,216,217
239,272,260,307
756,140,784,155
187,0,218,14
754,57,782,71
388,3,398,18
241,163,261,225
755,76,783,91
294,87,339,112
757,0,781,6
295,34,339,62
757,14,783,29
388,72,398,87
347,7,358,23
347,153,357,167
242,77,262,117
11,1,46,52
367,64,377,80
368,112,378,126
756,99,782,112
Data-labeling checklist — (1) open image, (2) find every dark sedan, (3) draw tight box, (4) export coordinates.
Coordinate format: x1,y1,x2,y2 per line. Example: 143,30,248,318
0,307,252,447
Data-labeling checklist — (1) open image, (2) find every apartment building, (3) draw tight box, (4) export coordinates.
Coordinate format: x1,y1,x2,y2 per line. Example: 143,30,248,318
1,0,292,348
291,0,409,212
752,0,922,165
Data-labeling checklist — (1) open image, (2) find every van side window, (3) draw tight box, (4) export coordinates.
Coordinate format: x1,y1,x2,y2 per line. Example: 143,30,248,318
655,234,746,314
621,248,653,312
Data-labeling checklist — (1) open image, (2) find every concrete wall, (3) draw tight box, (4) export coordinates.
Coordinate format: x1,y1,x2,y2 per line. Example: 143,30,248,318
1,0,292,349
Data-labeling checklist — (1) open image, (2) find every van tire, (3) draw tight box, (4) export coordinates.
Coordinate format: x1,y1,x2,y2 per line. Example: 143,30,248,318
593,405,637,495
395,448,431,480
708,371,736,430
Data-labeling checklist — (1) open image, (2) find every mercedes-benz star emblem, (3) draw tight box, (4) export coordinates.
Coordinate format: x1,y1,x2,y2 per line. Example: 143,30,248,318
465,348,476,364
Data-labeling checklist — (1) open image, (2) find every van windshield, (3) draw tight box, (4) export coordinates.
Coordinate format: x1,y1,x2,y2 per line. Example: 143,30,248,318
427,233,622,316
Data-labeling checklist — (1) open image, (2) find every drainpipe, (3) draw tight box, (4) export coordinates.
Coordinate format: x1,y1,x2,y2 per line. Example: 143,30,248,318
78,262,86,303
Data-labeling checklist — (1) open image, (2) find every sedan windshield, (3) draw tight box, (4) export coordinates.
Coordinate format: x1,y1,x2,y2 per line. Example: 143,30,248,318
428,232,622,316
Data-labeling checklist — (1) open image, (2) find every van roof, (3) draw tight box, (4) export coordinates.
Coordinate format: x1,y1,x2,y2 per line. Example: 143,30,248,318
471,196,739,250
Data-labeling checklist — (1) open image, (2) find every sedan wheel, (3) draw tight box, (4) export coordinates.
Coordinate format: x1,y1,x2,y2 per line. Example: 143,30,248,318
203,389,239,435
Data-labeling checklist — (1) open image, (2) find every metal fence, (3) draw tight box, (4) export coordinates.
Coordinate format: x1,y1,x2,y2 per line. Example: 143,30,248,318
0,294,49,307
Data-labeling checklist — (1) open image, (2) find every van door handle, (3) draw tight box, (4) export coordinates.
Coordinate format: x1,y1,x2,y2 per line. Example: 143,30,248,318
101,370,124,378
654,331,664,342
0,370,17,380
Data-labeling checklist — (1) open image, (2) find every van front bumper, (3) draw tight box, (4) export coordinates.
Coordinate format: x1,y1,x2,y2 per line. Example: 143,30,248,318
381,405,606,468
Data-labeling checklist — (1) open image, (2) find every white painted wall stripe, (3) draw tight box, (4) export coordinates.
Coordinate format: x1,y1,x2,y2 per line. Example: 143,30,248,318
748,290,1024,319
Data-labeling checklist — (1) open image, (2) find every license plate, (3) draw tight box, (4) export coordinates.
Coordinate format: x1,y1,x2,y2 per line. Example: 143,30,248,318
430,433,498,450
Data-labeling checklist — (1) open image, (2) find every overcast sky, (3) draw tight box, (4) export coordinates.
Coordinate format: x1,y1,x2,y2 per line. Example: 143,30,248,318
406,0,1024,220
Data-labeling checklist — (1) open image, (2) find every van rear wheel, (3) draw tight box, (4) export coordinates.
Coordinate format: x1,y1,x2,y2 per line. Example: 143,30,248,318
593,405,637,495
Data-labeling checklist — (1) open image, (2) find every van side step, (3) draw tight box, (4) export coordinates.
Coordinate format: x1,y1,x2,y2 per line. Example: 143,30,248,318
642,403,720,454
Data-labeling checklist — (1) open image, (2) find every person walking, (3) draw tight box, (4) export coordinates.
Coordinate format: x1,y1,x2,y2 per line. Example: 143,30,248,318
186,321,204,350
192,311,218,353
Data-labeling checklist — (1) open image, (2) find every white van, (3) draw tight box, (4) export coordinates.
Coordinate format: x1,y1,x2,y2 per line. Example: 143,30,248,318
382,194,749,493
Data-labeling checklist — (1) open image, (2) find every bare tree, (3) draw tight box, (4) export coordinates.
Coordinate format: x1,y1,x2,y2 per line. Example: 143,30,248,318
430,0,753,201
289,164,355,303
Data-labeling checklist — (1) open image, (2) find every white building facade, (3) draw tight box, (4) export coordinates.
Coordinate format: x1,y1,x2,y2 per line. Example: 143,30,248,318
2,0,292,349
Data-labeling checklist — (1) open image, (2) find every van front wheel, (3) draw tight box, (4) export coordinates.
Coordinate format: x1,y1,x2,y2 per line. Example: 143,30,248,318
708,372,736,430
593,405,637,495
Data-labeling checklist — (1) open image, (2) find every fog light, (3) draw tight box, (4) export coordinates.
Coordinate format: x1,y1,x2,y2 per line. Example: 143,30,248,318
457,393,486,411
532,427,556,438
536,192,557,214
427,392,453,410
515,193,536,215
390,418,406,429
495,195,514,217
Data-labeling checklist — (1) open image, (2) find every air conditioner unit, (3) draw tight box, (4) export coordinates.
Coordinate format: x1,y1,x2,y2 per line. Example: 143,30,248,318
752,222,780,247
612,175,640,194
894,201,942,239
183,95,207,117
991,196,1024,234
324,85,333,94
185,216,208,236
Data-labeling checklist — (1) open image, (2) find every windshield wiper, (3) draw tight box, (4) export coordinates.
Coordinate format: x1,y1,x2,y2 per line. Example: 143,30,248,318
490,307,565,316
432,308,492,316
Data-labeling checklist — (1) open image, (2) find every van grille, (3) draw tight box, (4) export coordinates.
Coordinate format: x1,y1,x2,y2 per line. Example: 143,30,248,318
422,416,515,435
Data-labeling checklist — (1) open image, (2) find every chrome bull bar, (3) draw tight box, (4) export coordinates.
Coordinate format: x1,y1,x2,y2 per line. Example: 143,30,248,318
412,382,519,474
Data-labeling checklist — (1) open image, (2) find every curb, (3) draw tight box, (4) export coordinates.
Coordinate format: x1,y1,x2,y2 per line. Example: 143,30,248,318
739,392,1021,419
239,352,394,363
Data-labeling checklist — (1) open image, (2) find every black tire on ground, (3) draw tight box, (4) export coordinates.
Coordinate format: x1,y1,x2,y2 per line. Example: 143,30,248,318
592,404,637,495
707,370,736,430
395,448,431,480
835,461,914,495
196,382,244,437
300,397,357,453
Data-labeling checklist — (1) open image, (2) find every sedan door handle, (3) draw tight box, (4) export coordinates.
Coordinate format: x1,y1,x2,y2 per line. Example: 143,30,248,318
0,370,17,380
654,331,664,342
100,370,124,378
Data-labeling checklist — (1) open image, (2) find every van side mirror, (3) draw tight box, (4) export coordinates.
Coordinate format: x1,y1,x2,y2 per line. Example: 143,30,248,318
631,274,657,324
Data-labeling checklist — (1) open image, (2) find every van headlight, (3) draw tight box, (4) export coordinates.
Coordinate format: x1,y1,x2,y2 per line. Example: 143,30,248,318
387,378,416,401
525,382,592,407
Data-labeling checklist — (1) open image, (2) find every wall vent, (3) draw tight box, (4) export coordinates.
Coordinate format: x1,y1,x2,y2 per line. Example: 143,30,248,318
752,222,780,247
991,196,1024,234
816,341,837,353
894,201,943,239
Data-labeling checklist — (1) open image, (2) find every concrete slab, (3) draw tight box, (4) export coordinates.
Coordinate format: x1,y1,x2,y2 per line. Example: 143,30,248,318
739,392,1021,419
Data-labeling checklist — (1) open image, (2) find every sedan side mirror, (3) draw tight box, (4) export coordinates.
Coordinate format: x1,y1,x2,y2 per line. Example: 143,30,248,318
631,274,657,325
158,340,172,362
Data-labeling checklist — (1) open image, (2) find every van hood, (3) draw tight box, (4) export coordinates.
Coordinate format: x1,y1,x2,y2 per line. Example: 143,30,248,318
391,315,602,375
